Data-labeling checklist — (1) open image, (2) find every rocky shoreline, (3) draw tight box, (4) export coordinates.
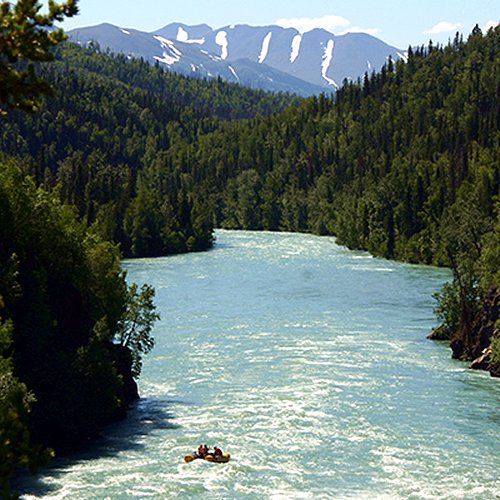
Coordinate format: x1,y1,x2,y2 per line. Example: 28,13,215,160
430,287,499,378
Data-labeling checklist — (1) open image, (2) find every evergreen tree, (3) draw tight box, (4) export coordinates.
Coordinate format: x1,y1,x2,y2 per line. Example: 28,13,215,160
0,0,78,115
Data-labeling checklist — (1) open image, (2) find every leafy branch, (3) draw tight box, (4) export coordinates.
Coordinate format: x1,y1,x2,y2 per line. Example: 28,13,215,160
0,0,78,115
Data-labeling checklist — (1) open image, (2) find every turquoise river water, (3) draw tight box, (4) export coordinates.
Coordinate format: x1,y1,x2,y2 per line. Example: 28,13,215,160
18,230,499,499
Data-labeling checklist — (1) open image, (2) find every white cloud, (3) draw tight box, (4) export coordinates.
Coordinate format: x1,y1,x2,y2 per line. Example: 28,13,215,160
483,20,499,32
275,15,350,34
275,15,380,37
425,21,462,34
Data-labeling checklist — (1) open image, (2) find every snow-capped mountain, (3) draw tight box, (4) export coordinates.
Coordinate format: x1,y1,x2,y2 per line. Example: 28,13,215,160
68,22,405,96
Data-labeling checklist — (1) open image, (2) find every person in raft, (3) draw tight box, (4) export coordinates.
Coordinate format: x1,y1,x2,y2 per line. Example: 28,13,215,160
196,444,224,458
197,444,209,458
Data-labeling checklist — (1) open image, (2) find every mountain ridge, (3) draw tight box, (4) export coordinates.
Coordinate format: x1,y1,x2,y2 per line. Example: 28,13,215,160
68,22,404,96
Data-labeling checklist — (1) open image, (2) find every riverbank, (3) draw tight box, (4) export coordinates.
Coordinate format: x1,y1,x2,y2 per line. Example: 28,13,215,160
452,286,500,377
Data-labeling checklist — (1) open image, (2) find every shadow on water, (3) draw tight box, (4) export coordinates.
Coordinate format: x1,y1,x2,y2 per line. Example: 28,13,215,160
14,395,187,498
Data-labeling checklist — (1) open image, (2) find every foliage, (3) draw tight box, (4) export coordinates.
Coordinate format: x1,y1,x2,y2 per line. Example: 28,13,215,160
433,200,490,331
0,316,52,499
0,158,158,452
431,283,462,340
117,283,159,378
0,3,161,495
0,0,78,115
491,334,500,364
0,42,300,256
476,200,500,291
0,4,78,493
432,199,499,346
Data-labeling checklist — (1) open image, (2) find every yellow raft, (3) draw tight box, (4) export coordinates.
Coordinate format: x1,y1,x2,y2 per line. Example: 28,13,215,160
184,453,230,463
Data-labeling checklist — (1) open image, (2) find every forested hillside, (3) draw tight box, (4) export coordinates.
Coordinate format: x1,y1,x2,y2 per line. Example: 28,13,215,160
0,42,301,257
179,27,498,265
0,2,158,496
0,156,159,494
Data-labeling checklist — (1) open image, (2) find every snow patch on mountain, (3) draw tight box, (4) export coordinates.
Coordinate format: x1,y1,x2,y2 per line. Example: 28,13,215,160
290,34,302,63
153,35,182,65
258,32,273,64
120,28,130,35
154,53,179,65
215,31,229,60
228,65,239,80
176,26,205,44
321,39,337,87
154,36,181,54
177,27,188,41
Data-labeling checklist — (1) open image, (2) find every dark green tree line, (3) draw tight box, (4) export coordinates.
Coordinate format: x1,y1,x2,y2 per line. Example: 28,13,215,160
0,2,160,495
0,42,302,256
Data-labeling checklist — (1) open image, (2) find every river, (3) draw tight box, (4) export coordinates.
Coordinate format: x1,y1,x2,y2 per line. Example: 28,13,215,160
18,230,500,499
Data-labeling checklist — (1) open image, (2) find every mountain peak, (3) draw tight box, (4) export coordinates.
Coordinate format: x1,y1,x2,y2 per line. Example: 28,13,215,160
68,22,402,96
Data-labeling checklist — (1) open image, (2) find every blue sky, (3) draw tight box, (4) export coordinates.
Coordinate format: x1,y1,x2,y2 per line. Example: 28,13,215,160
60,0,499,49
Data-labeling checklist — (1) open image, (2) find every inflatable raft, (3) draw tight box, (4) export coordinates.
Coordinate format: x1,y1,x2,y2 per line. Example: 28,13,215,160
184,453,230,463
